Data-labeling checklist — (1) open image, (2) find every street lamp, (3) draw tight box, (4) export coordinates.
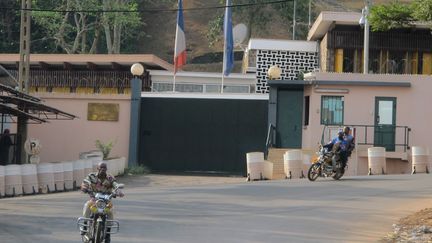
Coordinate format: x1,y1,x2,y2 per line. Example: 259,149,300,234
268,65,282,80
131,63,144,77
128,63,144,167
359,0,371,74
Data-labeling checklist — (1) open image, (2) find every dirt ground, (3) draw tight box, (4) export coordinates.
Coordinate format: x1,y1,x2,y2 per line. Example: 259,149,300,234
381,208,432,242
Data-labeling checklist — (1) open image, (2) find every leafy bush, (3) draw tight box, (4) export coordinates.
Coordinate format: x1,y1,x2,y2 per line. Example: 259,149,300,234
95,139,116,160
125,165,151,175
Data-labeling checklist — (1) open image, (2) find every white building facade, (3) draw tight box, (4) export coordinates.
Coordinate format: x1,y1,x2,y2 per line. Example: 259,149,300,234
243,39,319,93
148,70,256,93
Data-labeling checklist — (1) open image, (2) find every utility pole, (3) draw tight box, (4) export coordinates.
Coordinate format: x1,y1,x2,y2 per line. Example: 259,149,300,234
362,0,371,74
292,0,296,40
18,0,31,164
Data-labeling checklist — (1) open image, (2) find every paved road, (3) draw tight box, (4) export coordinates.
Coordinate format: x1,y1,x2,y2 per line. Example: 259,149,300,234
1,174,432,243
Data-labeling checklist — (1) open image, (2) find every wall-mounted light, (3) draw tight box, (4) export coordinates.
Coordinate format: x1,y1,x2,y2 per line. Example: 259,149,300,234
314,88,349,94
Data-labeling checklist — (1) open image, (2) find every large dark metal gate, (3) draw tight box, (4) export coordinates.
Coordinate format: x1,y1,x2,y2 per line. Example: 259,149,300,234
139,96,268,175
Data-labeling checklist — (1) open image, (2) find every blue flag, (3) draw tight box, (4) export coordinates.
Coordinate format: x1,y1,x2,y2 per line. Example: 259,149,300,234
223,0,234,76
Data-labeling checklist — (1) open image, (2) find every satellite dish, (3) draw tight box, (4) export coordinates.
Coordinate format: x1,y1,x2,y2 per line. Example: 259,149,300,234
233,23,248,46
24,138,41,164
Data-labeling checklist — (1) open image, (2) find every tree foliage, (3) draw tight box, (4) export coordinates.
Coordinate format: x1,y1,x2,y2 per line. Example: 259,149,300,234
369,2,414,31
206,0,314,47
0,0,20,53
412,0,432,21
369,0,432,31
31,0,142,54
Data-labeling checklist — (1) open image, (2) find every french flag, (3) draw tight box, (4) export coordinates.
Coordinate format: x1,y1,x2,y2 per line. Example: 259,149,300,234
174,0,186,73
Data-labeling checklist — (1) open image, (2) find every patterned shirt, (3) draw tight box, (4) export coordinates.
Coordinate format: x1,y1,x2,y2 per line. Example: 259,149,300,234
82,172,119,194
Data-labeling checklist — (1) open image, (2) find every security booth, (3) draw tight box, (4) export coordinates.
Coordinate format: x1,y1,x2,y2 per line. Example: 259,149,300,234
0,83,76,164
267,80,305,149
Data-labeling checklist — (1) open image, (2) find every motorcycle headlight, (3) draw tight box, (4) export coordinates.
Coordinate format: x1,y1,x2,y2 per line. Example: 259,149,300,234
96,200,106,209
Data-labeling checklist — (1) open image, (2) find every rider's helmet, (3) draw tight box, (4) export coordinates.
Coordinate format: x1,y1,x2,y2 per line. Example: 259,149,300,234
337,129,344,138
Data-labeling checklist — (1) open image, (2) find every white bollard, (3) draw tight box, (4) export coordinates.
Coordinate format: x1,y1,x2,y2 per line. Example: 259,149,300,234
37,163,55,193
246,152,266,180
412,146,429,174
73,160,85,189
5,165,23,196
284,150,303,179
0,166,5,196
52,162,65,192
21,164,38,195
368,147,386,175
62,161,74,190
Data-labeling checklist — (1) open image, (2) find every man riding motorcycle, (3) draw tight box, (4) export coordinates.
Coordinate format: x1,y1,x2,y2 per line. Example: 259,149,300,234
323,130,349,171
81,161,124,243
343,126,355,158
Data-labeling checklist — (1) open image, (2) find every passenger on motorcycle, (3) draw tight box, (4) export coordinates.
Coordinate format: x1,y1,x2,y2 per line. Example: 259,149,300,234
80,161,124,243
343,126,355,157
323,130,349,170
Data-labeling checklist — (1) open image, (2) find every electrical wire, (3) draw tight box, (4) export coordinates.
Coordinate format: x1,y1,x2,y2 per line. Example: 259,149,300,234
0,0,294,13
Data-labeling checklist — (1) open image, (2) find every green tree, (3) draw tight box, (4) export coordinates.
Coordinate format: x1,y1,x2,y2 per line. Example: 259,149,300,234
412,0,432,21
0,0,20,53
369,0,432,31
369,1,414,31
31,0,142,54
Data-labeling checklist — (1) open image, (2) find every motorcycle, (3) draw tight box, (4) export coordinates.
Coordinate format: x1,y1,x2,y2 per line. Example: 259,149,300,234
307,144,345,181
77,185,123,243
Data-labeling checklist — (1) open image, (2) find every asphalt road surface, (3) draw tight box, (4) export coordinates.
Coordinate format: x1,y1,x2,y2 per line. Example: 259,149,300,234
1,174,432,243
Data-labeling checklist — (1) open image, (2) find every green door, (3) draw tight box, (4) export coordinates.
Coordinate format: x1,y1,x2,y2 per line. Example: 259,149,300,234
276,89,303,148
374,97,396,151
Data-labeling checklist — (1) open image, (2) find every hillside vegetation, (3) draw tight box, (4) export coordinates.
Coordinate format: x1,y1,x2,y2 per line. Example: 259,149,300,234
0,0,412,71
138,0,411,70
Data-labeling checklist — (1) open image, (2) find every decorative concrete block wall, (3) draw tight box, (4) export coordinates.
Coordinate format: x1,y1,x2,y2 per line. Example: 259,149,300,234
255,50,318,93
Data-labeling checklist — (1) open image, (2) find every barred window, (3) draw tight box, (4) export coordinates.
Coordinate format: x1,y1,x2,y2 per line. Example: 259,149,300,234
321,96,344,125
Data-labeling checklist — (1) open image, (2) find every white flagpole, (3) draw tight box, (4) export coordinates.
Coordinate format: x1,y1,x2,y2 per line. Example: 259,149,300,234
221,61,225,94
173,72,176,92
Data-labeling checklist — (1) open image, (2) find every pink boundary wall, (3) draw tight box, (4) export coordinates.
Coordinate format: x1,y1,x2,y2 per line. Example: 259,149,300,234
23,93,131,163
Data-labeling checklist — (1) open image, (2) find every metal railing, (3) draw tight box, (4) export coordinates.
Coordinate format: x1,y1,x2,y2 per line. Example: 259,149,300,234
264,123,276,159
321,124,411,152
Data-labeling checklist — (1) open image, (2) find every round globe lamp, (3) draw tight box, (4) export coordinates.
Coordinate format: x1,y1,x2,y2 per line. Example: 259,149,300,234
131,63,144,76
267,65,282,80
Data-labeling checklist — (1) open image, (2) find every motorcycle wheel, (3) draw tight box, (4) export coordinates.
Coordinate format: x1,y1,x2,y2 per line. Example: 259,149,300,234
94,221,105,243
308,163,321,181
332,167,345,180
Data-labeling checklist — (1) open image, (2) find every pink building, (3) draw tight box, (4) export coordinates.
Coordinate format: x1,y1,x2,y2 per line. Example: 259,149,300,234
266,11,432,176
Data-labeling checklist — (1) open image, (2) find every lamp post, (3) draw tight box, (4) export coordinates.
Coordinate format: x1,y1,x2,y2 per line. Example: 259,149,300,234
267,65,282,148
128,63,144,167
359,0,371,74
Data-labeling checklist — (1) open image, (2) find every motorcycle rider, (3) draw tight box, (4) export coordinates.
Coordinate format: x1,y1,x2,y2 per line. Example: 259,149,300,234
81,161,124,243
343,126,355,158
323,130,349,171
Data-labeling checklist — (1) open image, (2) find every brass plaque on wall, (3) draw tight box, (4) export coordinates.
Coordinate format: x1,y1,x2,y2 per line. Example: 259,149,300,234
87,103,119,121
